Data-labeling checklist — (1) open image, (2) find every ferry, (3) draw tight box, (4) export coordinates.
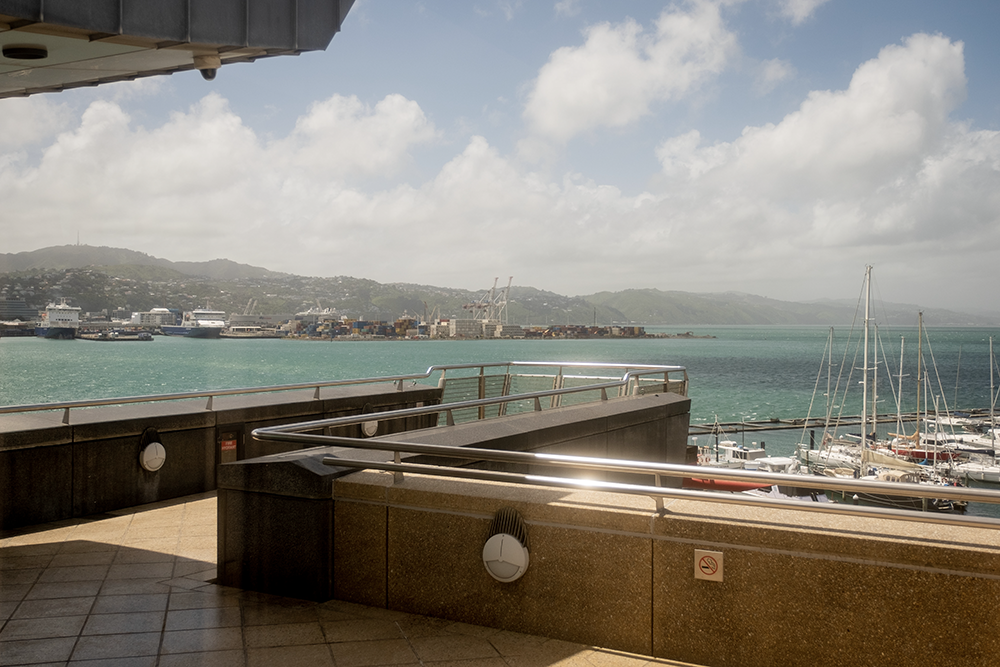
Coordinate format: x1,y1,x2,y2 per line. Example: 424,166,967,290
161,309,226,338
34,300,81,339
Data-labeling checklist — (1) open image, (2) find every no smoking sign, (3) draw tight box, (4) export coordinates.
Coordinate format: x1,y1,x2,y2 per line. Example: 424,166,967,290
694,549,724,582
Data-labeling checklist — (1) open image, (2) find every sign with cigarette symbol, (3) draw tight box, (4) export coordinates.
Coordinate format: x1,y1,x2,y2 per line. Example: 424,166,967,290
694,549,724,582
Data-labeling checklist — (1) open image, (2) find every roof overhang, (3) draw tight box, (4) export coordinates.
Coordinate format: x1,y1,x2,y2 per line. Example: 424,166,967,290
0,0,354,99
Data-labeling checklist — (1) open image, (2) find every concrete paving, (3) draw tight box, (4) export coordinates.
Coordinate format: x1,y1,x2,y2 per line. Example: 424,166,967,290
0,492,699,667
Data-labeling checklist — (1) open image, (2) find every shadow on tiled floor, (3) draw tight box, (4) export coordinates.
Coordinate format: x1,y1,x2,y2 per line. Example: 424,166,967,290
0,493,699,666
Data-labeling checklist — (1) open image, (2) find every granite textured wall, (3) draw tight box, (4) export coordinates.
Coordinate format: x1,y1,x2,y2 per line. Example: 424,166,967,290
0,383,440,528
332,472,1000,667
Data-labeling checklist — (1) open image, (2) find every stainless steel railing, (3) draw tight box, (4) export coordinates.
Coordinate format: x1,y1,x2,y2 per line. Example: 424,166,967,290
253,397,1000,532
0,361,688,424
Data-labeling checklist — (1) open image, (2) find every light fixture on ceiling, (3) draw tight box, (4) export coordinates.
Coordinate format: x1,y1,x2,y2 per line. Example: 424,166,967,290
193,54,221,81
2,44,48,60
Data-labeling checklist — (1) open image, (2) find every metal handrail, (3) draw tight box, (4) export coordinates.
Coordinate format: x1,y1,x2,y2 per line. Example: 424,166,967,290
252,411,1000,531
0,361,687,424
255,366,686,434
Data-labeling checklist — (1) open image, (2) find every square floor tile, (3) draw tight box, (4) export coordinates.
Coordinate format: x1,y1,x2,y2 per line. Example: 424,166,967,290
71,632,162,661
244,622,325,648
92,593,168,614
13,596,95,619
166,606,242,631
0,635,76,665
248,644,335,667
158,649,246,667
106,562,175,580
329,638,419,667
83,610,165,635
0,614,87,640
160,627,243,654
26,580,103,600
410,634,502,662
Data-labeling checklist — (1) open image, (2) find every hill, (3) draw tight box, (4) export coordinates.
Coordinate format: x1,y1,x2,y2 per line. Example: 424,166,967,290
0,245,996,326
0,245,283,280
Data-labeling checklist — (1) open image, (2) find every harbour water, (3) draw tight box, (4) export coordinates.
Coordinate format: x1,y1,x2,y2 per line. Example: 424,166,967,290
3,324,999,513
4,325,997,423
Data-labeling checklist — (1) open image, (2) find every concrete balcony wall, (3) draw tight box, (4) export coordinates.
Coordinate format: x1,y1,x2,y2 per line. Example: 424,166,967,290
0,383,440,528
217,392,692,604
331,471,1000,667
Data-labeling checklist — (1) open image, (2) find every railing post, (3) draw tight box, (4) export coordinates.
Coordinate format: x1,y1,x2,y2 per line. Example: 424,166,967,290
446,409,455,426
393,451,403,484
314,387,321,400
601,388,608,401
552,369,563,409
478,367,486,421
206,396,213,411
534,397,542,412
62,407,70,424
654,474,664,512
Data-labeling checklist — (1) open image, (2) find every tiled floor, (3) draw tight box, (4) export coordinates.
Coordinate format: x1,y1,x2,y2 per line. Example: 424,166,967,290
0,493,698,666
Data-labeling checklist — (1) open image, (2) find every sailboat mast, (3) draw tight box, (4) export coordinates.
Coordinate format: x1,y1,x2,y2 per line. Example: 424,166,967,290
861,266,871,448
897,337,905,434
916,311,923,446
990,336,997,464
873,324,879,432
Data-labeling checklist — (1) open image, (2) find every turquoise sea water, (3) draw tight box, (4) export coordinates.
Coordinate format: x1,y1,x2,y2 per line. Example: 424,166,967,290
4,325,999,514
4,325,998,437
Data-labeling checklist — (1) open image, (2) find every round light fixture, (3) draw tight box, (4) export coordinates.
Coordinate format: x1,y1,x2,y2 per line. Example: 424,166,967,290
140,442,166,472
3,44,48,60
139,426,166,472
482,507,530,583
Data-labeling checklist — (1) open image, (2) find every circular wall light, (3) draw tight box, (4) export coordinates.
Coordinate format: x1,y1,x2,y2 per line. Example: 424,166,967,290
482,507,530,583
3,44,48,60
139,427,166,472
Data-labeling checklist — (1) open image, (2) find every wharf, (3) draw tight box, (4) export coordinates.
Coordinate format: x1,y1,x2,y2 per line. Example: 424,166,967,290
688,409,996,436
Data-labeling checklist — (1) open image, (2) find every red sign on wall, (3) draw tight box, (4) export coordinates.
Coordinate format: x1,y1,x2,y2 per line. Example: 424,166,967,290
221,439,237,452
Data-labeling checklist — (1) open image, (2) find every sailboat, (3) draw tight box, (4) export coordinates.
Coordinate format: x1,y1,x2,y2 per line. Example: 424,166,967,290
951,336,1000,484
805,267,965,512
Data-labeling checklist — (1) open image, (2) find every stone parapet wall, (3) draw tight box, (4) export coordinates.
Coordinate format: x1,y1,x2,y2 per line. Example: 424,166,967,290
0,383,440,528
333,471,1000,667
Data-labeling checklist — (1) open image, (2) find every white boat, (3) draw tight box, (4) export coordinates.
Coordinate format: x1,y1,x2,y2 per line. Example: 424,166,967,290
161,309,226,338
34,299,81,339
799,267,967,512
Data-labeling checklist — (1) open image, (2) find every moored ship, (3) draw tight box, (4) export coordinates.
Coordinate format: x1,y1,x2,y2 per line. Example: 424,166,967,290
34,300,81,339
161,309,226,338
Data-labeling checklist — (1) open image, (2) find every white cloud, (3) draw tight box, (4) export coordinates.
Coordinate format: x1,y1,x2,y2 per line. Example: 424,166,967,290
647,33,998,300
754,58,796,95
554,0,581,18
776,0,830,25
0,97,74,151
2,32,999,311
278,93,438,180
522,0,738,143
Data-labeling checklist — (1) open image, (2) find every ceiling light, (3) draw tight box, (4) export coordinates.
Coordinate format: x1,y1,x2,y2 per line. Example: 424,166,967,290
3,44,48,60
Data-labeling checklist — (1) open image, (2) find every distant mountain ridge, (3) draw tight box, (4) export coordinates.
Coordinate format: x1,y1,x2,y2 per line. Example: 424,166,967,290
1,245,996,326
0,245,283,280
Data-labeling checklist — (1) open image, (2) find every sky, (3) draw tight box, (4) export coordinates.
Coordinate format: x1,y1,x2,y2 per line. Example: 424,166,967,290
2,0,1000,313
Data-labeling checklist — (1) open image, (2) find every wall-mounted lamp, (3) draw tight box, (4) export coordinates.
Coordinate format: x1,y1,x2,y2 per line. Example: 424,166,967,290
482,507,530,583
139,427,166,472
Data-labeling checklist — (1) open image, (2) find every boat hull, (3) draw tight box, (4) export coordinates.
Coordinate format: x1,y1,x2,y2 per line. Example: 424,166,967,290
826,488,957,512
34,326,77,339
161,326,223,339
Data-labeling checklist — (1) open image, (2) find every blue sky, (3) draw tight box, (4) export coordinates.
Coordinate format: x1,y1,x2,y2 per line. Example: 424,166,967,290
3,0,1000,314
